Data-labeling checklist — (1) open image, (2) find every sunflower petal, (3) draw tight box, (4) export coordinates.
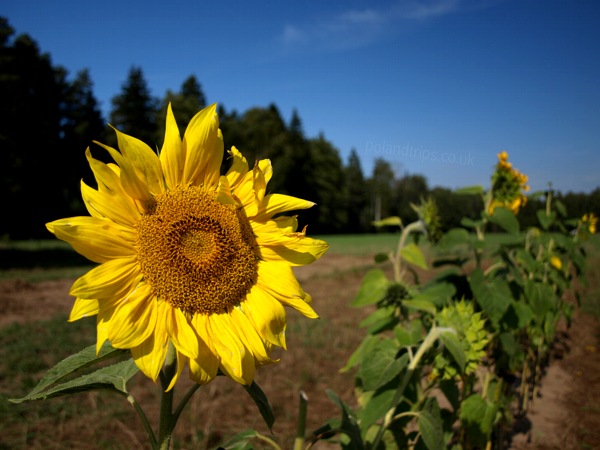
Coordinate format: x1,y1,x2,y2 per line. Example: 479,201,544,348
94,140,154,206
108,283,157,349
47,217,136,263
208,314,255,385
252,193,315,221
114,127,164,196
226,146,249,189
130,302,169,381
166,351,188,391
70,257,141,299
259,234,329,266
69,298,100,322
165,307,199,360
160,103,184,188
243,285,287,349
190,315,220,383
181,104,221,187
230,306,275,364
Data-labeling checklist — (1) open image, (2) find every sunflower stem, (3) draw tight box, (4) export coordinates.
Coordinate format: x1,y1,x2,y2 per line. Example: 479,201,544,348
127,393,157,448
172,383,201,426
157,342,178,450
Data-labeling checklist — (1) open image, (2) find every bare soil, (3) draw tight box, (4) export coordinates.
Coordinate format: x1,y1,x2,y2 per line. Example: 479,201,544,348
1,253,599,449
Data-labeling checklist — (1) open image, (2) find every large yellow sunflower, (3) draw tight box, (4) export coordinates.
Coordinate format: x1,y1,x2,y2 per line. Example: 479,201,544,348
46,104,328,388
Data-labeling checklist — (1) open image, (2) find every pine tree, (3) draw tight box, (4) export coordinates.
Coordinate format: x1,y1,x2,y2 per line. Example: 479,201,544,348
109,66,158,148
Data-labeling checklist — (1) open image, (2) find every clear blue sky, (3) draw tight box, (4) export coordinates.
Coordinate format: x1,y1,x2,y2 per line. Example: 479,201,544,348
5,0,600,193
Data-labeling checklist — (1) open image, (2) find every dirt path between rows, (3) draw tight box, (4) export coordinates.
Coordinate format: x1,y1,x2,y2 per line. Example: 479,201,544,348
1,252,598,448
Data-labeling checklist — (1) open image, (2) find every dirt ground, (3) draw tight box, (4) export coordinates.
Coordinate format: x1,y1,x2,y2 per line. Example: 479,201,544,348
1,253,599,449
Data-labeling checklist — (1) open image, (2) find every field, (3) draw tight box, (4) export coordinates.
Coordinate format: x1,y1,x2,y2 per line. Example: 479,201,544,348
1,235,599,449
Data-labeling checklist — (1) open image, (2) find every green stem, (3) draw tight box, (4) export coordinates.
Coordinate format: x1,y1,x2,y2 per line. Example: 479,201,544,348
157,343,178,450
369,327,443,450
394,221,424,283
294,391,309,450
127,394,157,448
172,383,201,427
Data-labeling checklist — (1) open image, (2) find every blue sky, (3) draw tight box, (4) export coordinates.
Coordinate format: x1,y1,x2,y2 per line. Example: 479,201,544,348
5,0,600,193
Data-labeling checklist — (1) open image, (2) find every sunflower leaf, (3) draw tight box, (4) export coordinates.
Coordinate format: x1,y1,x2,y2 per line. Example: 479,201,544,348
10,341,129,402
243,381,275,432
10,359,138,403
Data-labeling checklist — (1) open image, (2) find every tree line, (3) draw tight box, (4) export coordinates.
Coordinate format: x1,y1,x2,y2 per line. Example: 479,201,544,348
1,17,598,240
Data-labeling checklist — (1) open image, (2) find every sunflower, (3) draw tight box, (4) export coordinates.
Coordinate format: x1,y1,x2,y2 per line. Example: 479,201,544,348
46,104,328,388
488,151,529,215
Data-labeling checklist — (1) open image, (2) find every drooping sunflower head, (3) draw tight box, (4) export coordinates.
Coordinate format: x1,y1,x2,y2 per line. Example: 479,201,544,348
488,151,530,215
46,104,328,387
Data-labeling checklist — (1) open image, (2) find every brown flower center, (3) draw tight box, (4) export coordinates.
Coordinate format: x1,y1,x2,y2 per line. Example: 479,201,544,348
136,186,259,315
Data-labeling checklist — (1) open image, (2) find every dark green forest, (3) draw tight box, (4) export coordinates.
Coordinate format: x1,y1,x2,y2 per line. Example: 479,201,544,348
2,17,599,240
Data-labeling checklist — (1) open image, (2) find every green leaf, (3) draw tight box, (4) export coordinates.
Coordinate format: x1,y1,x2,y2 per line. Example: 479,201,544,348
10,341,129,403
489,207,520,234
460,217,482,229
243,381,275,431
327,390,365,450
218,429,261,450
460,394,499,436
509,302,534,328
418,400,445,450
402,299,437,315
400,242,428,269
359,339,408,391
352,269,390,307
439,330,466,373
525,280,556,320
440,228,472,248
412,282,456,308
357,386,397,434
555,200,567,217
359,306,397,334
374,252,390,263
536,210,556,230
11,359,138,403
469,269,512,326
394,320,424,347
455,185,484,195
341,335,380,372
372,216,402,227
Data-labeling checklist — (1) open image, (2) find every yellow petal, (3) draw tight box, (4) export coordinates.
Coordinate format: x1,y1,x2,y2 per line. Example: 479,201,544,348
207,314,255,385
68,298,100,322
165,307,199,360
94,140,153,207
243,285,287,349
160,103,184,188
252,193,315,221
229,306,275,364
258,234,329,266
130,302,169,381
256,261,318,319
226,146,249,189
215,176,238,205
47,217,136,263
84,149,141,225
114,127,164,196
166,351,187,391
107,283,157,349
81,181,139,227
188,357,216,385
70,257,141,299
181,104,221,187
257,159,272,185
190,314,220,382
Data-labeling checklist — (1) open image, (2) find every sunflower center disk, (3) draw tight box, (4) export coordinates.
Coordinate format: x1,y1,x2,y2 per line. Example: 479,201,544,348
136,186,259,315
